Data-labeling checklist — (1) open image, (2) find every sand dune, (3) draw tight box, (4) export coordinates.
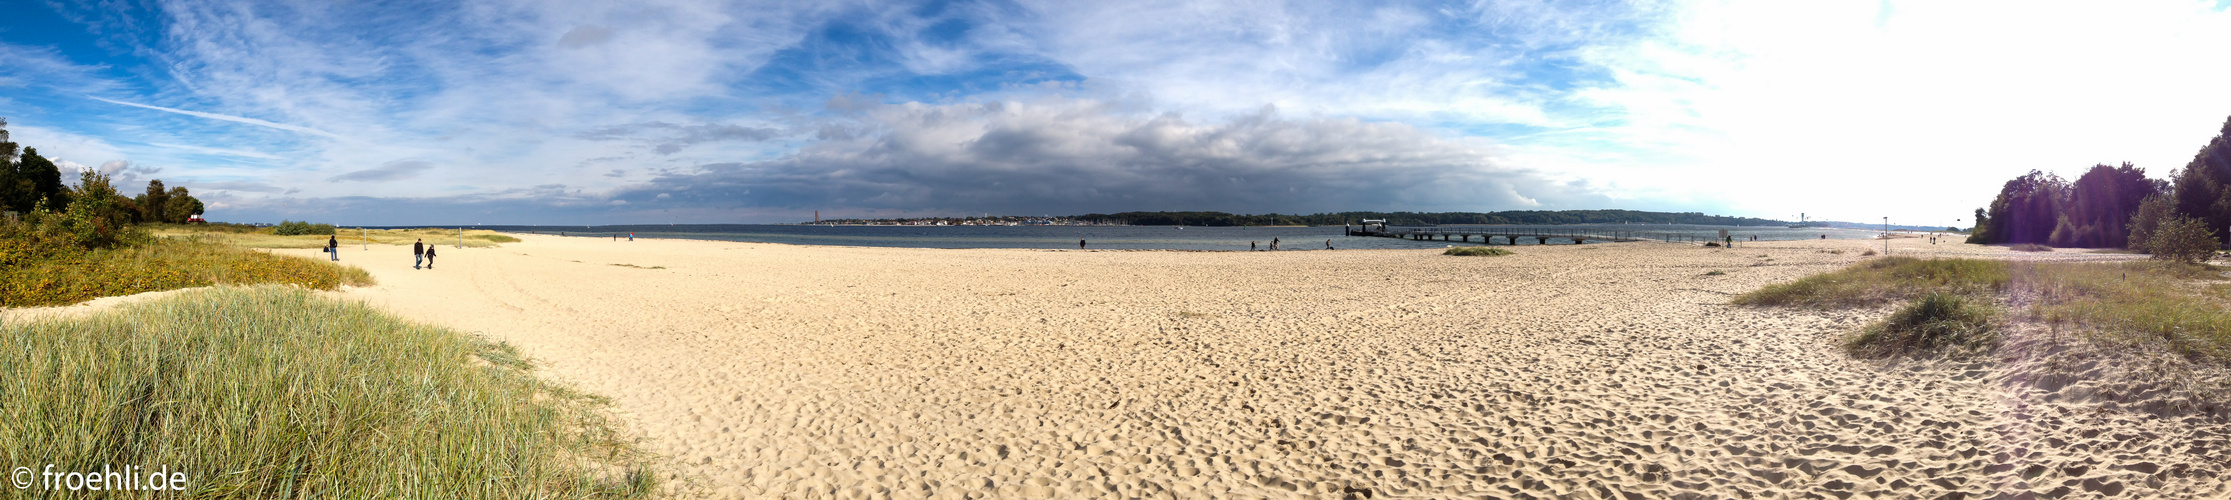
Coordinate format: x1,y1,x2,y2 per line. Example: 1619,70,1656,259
262,236,2223,499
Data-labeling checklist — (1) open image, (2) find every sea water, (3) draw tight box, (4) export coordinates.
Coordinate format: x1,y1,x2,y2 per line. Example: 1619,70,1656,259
458,223,1894,251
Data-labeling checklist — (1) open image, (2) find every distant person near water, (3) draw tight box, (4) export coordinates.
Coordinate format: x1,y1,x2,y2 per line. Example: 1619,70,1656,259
414,239,425,269
1079,239,1087,249
1271,237,1280,251
1251,241,1257,251
1326,239,1333,250
423,244,436,269
327,236,339,261
629,232,634,241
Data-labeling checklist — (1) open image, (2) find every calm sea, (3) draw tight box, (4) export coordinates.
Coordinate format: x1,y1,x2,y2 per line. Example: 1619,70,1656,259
449,224,1893,251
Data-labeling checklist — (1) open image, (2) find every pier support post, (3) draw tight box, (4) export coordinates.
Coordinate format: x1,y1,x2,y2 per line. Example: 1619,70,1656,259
1536,237,1548,245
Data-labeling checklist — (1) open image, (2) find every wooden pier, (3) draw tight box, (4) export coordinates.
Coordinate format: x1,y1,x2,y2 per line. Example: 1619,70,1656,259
1345,226,1718,245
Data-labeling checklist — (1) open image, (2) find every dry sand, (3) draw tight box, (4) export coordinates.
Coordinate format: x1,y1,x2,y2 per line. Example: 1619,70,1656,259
219,237,2231,497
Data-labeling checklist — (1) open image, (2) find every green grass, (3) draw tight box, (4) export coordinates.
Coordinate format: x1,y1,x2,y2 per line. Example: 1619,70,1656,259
2,237,375,307
1744,257,2231,362
0,286,657,498
1443,247,1513,257
2021,261,2231,361
1732,257,2009,308
1844,292,1999,358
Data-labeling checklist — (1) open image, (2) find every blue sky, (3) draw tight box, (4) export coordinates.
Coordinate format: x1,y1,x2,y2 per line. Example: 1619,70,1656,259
4,0,2230,225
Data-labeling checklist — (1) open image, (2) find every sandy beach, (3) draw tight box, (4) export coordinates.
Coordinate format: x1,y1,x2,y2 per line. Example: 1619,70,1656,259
237,236,2231,498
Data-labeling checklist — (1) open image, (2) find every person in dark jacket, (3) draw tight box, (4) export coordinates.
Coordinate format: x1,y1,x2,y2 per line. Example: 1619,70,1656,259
423,244,436,269
327,236,339,261
414,239,425,269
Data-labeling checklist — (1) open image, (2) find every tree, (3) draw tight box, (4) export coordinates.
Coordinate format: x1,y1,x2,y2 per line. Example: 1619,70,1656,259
1964,208,1991,244
136,179,170,223
2063,162,2163,248
163,186,202,223
18,148,64,210
1975,170,2067,245
2126,194,2176,252
2170,115,2231,244
2149,216,2220,264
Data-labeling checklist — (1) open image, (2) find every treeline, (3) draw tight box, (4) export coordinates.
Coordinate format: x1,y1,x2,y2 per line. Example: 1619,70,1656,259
1073,209,1785,227
2,119,206,222
1,118,206,255
1968,114,2231,261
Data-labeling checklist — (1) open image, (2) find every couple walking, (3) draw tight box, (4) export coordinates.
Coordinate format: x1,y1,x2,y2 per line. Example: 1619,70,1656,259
414,239,438,269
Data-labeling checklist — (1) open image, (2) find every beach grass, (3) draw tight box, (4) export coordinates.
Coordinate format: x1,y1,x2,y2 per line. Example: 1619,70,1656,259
0,286,657,498
2021,261,2231,361
148,224,520,249
1443,247,1513,257
1,236,374,308
2009,243,2053,252
1844,292,2000,358
1745,257,2231,362
1732,257,2009,308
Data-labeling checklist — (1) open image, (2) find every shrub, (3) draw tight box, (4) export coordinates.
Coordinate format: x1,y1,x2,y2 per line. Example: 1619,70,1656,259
1845,292,1999,358
272,220,337,236
1443,246,1512,256
0,286,658,498
2009,243,2052,252
2147,216,2219,264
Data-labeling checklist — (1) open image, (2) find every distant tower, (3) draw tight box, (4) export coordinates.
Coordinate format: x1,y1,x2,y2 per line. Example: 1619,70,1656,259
815,210,820,223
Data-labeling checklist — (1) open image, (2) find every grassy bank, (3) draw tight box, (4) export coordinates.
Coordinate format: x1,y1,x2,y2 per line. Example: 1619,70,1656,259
1739,257,2231,361
0,286,656,498
149,224,521,249
2,237,374,307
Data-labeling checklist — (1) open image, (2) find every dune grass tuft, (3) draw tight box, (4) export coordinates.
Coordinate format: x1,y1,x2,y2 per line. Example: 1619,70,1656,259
1733,257,2008,308
2009,243,2053,252
0,286,657,498
1443,247,1513,257
2,236,374,307
1844,292,1999,357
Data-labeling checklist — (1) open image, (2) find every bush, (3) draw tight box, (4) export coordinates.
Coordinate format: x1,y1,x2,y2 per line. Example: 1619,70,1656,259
1443,246,1513,256
2148,216,2219,264
272,220,337,236
1845,292,1999,358
2009,243,2052,252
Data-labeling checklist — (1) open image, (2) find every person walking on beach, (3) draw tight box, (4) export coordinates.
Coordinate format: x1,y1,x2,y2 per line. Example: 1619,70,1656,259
423,244,436,269
327,235,339,261
1271,237,1280,251
1251,241,1257,251
413,239,425,269
1326,239,1333,250
629,232,634,241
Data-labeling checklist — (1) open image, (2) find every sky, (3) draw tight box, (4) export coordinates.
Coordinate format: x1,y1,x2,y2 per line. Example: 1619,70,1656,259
3,0,2230,226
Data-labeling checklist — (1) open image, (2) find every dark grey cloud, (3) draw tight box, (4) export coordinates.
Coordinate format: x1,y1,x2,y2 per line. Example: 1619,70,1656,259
328,160,434,182
609,98,1598,215
577,122,782,155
